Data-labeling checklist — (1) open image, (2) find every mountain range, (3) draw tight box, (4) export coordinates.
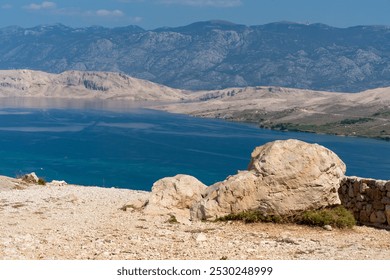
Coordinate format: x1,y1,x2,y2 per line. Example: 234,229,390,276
1,21,390,92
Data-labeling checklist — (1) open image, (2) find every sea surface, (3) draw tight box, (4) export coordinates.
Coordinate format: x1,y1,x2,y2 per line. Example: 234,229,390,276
0,99,389,190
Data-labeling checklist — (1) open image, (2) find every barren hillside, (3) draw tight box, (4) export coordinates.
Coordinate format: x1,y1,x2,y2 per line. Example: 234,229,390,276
0,70,186,101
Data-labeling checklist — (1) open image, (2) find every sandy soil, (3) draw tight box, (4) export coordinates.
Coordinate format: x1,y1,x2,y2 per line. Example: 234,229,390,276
1,178,389,260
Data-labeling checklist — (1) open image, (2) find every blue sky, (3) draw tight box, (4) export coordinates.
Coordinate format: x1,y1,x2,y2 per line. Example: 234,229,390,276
0,0,389,29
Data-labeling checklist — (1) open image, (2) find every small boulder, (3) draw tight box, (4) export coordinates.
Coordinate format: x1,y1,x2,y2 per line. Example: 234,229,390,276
144,174,207,220
121,197,149,211
49,180,67,187
21,172,39,184
323,225,333,231
191,139,346,220
195,233,207,243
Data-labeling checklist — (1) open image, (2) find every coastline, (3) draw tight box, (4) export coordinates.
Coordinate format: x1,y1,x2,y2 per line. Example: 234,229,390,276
0,96,387,141
169,113,390,141
152,104,390,141
231,118,390,141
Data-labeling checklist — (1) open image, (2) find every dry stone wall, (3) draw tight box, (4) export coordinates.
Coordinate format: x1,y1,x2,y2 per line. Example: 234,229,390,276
339,177,390,228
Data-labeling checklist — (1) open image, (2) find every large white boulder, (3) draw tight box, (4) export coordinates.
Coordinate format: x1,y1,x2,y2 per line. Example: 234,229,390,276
191,139,346,220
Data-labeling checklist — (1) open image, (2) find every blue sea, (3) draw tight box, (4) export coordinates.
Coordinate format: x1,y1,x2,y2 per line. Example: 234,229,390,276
0,99,388,190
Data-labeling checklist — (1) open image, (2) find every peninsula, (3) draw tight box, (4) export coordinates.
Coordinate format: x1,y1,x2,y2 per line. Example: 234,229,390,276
0,69,389,139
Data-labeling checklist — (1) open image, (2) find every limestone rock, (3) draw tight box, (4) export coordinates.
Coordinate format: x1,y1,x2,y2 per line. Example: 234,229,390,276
191,139,346,220
323,225,333,231
144,174,207,220
50,180,67,187
21,172,39,184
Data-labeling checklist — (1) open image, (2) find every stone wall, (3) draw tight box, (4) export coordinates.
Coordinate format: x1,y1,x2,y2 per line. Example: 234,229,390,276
339,177,390,228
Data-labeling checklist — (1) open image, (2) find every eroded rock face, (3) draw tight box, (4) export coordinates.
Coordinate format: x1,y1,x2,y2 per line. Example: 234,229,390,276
191,139,346,220
144,174,207,220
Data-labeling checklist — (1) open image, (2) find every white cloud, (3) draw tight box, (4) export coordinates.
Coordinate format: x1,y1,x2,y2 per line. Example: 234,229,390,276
24,1,56,10
88,9,125,17
159,0,242,7
95,10,124,17
23,3,125,19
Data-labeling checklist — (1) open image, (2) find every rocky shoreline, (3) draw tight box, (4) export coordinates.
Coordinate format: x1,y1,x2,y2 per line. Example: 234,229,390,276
1,139,390,260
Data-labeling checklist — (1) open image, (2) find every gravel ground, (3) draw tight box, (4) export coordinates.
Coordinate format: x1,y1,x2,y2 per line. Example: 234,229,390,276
1,178,390,260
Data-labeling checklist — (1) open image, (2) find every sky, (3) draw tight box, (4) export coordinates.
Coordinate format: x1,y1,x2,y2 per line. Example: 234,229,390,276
0,0,389,29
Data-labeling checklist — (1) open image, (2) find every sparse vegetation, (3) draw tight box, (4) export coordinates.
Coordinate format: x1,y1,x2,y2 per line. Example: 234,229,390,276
83,80,108,91
230,105,389,140
270,122,340,134
298,206,356,229
339,118,373,125
372,110,390,117
216,210,283,224
216,206,356,229
37,177,46,185
18,173,46,185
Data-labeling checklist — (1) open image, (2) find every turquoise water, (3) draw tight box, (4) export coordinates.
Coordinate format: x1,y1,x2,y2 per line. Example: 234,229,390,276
0,103,388,190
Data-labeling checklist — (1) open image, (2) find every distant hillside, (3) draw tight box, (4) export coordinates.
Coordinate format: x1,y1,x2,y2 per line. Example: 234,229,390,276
155,85,390,140
0,69,389,139
0,70,185,101
1,21,390,92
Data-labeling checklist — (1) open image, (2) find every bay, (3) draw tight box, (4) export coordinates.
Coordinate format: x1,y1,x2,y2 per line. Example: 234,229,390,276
0,99,388,190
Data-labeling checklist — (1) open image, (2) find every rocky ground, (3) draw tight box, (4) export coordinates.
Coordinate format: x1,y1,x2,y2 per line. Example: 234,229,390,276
1,177,389,260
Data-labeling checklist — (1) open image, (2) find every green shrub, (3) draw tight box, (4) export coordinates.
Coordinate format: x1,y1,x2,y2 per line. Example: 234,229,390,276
298,206,355,229
340,118,373,125
216,206,355,229
216,210,283,224
37,178,46,185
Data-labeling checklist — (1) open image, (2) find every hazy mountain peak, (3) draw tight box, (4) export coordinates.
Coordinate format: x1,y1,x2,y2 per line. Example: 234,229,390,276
156,20,247,33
